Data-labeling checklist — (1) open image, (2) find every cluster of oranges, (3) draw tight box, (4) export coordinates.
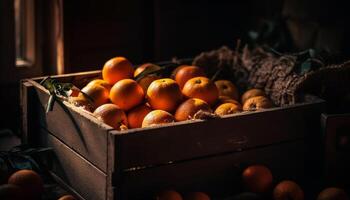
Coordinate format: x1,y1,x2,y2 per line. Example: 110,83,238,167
155,165,349,200
0,169,76,200
69,56,274,130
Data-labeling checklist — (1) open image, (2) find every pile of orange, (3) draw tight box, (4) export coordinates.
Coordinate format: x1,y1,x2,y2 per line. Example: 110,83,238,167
69,56,275,130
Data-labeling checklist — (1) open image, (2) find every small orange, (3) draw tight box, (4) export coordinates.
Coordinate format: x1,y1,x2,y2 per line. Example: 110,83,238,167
80,82,110,109
156,190,183,200
58,195,77,200
243,96,273,111
182,76,219,106
184,192,211,200
142,110,175,128
241,89,266,104
146,78,183,112
174,65,206,89
174,98,212,121
8,169,43,199
109,79,144,110
215,103,242,116
242,165,273,194
317,187,348,200
69,96,94,112
86,79,112,91
93,103,128,130
134,63,162,92
214,80,239,100
273,180,304,200
127,104,153,128
134,63,161,77
102,56,134,84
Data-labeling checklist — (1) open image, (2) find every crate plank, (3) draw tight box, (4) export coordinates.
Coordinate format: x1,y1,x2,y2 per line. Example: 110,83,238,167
43,131,107,200
26,79,113,173
113,99,324,169
118,140,305,200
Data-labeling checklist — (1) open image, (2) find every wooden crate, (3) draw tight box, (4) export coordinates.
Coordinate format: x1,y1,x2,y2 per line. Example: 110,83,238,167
21,71,326,200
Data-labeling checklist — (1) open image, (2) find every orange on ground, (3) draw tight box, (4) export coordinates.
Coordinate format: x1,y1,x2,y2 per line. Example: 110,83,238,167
184,192,211,200
93,103,128,130
175,98,212,121
58,195,77,200
174,65,206,89
142,110,175,128
273,180,304,200
215,80,239,100
146,78,183,112
109,79,144,110
0,184,23,200
242,165,273,194
215,103,242,116
8,169,43,199
86,79,112,91
182,76,219,106
156,190,183,200
243,96,273,111
102,56,134,85
127,104,153,128
317,187,348,200
241,88,266,104
80,83,110,109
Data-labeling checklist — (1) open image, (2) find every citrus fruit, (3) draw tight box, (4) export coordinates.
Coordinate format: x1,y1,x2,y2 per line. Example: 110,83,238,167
317,187,348,200
109,79,144,110
215,102,242,116
102,56,134,84
242,165,273,194
174,65,206,89
273,180,304,200
142,110,175,128
86,79,112,91
80,82,110,109
134,63,162,93
241,89,266,104
243,96,273,111
182,76,219,105
127,104,153,128
214,80,239,100
174,98,212,121
93,103,128,130
8,169,43,199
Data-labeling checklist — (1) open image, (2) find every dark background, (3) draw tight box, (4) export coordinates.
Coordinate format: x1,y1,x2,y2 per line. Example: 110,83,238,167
0,0,349,133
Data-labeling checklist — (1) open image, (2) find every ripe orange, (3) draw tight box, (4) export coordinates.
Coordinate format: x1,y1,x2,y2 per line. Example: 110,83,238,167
80,82,110,109
156,190,183,200
127,104,153,128
241,89,266,104
215,103,242,116
142,110,175,128
174,65,206,89
242,165,273,194
171,65,187,79
134,63,162,93
184,192,211,200
215,96,241,107
317,187,348,200
69,96,94,112
109,79,144,110
175,98,212,121
93,103,128,130
86,79,112,91
134,63,161,77
243,96,273,111
102,56,134,84
182,77,219,106
273,180,304,200
0,184,23,200
58,195,77,200
146,78,183,112
214,80,239,100
8,169,43,199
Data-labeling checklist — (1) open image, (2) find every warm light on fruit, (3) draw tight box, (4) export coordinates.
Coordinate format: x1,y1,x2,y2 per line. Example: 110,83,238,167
243,96,273,111
273,180,304,200
215,102,242,116
241,89,266,104
109,79,144,110
174,98,212,121
174,65,206,89
142,110,175,128
127,104,153,128
215,80,239,101
80,82,110,109
182,76,219,105
93,103,128,130
102,56,134,84
242,165,273,194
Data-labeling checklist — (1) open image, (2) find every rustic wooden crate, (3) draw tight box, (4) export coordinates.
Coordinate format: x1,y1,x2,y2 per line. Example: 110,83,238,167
21,71,326,200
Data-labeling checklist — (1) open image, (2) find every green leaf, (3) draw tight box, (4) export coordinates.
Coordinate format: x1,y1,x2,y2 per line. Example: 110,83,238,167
46,95,56,113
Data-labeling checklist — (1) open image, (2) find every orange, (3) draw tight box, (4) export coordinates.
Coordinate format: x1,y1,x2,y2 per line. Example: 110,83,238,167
86,79,112,91
8,170,43,199
80,82,110,109
184,192,210,200
69,96,94,112
182,76,219,106
146,78,183,112
242,165,273,194
109,79,144,110
214,80,239,100
127,104,153,128
156,190,183,200
174,65,206,89
93,103,128,130
243,96,273,111
134,63,162,92
102,56,134,84
174,98,212,121
171,65,187,79
241,89,266,104
0,184,23,200
142,110,175,128
273,180,304,200
58,195,77,200
317,187,348,200
215,96,241,108
215,103,242,116
134,63,161,77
